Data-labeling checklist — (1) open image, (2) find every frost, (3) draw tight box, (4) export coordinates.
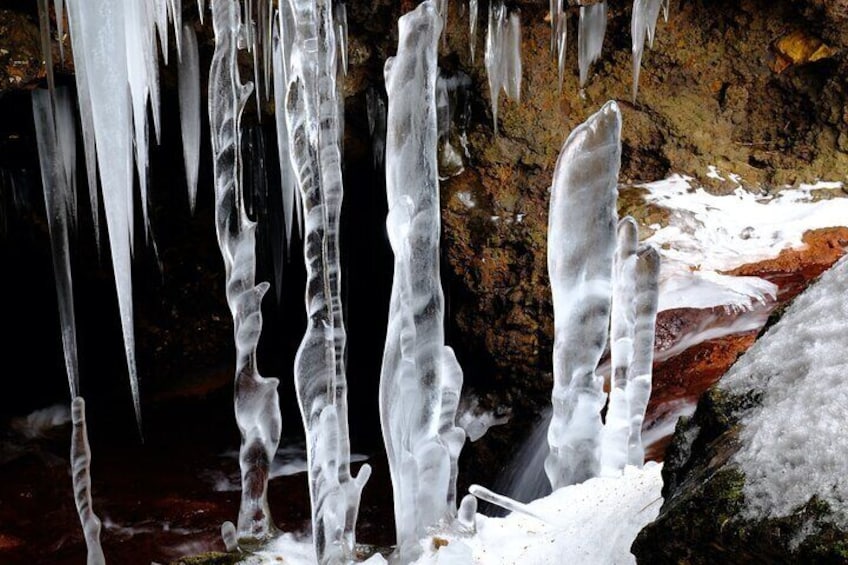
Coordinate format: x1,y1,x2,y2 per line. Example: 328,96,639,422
179,24,201,214
209,0,281,542
382,2,466,561
578,2,607,88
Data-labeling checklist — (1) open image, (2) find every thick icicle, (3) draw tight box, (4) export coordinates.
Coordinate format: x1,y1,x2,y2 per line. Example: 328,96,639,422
285,0,370,560
484,1,521,134
631,0,663,101
33,88,79,399
626,244,660,466
545,101,621,489
179,24,201,214
63,0,100,251
382,3,466,562
599,217,638,476
209,0,281,542
70,397,106,565
468,0,478,62
578,1,607,88
67,0,142,433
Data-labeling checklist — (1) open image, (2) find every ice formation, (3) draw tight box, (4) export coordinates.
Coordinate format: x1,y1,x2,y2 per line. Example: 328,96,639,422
545,101,621,489
381,2,467,561
208,0,281,542
179,24,201,214
365,86,387,171
436,69,471,179
32,88,79,399
722,256,848,530
284,0,370,561
65,0,142,433
71,397,106,565
578,2,607,88
468,0,479,62
484,0,522,133
631,0,664,101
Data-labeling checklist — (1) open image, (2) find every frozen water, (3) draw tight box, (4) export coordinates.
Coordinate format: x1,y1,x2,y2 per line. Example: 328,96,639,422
179,24,201,214
209,0,281,542
556,9,567,92
631,0,663,101
36,0,55,95
722,256,848,530
484,1,521,133
54,88,78,233
578,2,607,88
71,397,106,565
284,0,370,561
382,2,467,561
55,0,66,63
272,10,298,260
365,86,387,171
67,0,142,433
545,101,621,489
169,0,183,60
436,70,471,179
468,0,478,62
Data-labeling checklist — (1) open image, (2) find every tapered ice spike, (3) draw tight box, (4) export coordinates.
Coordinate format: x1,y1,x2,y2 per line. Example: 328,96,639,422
170,0,183,60
179,24,201,214
54,88,78,235
484,1,521,134
545,101,621,490
33,88,80,399
55,0,66,64
271,16,295,260
209,0,281,543
468,0,478,62
631,0,663,102
578,2,607,88
556,11,567,93
71,397,106,565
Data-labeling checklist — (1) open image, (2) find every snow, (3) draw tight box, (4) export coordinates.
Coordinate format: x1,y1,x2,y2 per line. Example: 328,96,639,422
721,256,848,529
641,175,848,312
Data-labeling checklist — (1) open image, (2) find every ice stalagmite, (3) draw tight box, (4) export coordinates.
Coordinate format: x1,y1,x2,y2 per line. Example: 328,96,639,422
599,217,638,476
179,24,201,214
33,88,79,399
209,0,281,543
71,398,106,565
578,2,607,88
545,101,621,489
66,0,142,433
631,0,663,101
484,1,521,134
284,0,370,561
382,2,466,561
626,244,659,466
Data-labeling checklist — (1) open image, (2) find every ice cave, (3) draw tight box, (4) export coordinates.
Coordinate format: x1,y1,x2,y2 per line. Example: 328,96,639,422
1,0,847,564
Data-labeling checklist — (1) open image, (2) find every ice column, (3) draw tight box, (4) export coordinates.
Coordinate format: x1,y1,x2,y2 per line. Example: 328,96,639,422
626,244,660,466
71,398,106,565
179,24,201,214
578,1,607,88
284,0,371,562
545,101,621,489
382,2,466,561
631,0,663,101
209,0,281,543
484,1,521,134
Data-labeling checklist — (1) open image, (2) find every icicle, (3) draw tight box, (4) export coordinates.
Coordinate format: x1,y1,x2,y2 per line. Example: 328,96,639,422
469,485,552,524
70,398,106,565
285,0,371,561
436,69,471,179
209,0,281,543
626,244,660,466
55,88,78,234
66,0,142,434
468,0,478,62
272,14,296,265
631,0,663,102
36,0,56,96
154,0,170,64
366,86,387,171
599,217,638,477
484,1,521,134
382,3,466,562
169,0,183,60
55,0,66,64
33,88,79,399
662,0,670,22
545,101,621,489
198,0,205,23
262,0,273,101
63,0,101,251
179,24,201,214
578,1,607,88
556,10,567,93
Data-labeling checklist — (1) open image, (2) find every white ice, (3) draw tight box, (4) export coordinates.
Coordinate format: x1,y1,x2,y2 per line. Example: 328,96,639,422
578,1,607,88
71,397,106,565
722,256,848,530
484,1,521,133
179,24,201,214
631,0,663,101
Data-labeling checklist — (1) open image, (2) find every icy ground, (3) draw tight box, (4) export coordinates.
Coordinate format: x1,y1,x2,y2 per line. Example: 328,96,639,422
238,464,663,564
721,256,848,528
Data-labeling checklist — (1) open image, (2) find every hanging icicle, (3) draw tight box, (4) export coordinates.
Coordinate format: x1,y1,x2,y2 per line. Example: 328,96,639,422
179,24,201,214
577,1,607,88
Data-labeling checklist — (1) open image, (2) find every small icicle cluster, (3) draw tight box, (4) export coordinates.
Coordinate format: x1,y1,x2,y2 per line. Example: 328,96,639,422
484,0,521,134
631,0,667,101
544,101,660,490
436,69,472,180
578,2,607,89
283,0,370,562
209,0,282,543
382,2,469,562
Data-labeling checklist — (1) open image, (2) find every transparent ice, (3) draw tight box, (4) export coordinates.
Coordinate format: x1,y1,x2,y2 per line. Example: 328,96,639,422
578,1,607,88
71,398,106,565
179,24,201,214
631,0,663,101
484,1,521,133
